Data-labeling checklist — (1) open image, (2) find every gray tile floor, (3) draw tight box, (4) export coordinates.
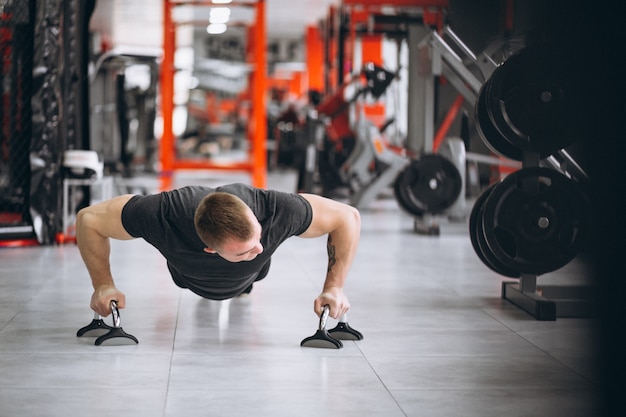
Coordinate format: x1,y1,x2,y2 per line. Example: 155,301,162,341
0,170,605,416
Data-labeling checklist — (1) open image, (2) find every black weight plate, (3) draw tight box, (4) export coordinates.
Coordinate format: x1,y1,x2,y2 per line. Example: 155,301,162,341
475,80,523,161
485,44,582,157
469,185,520,278
482,167,589,275
394,167,419,215
394,154,462,216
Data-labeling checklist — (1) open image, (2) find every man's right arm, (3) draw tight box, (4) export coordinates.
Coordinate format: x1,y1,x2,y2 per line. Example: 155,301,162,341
75,194,136,316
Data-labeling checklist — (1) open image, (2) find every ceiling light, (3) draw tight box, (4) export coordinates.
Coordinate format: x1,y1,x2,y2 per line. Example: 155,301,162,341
207,23,227,34
212,0,232,4
209,7,230,24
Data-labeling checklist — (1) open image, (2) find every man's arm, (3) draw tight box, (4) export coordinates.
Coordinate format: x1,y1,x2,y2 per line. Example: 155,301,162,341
75,194,136,316
299,194,361,319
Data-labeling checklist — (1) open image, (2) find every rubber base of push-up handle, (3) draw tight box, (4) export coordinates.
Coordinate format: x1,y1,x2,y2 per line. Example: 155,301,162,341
76,319,113,337
300,330,343,349
95,327,139,346
328,322,364,341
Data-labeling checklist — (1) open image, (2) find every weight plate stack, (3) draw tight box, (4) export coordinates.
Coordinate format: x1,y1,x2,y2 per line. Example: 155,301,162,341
480,167,590,276
475,81,524,161
475,43,586,161
469,184,520,278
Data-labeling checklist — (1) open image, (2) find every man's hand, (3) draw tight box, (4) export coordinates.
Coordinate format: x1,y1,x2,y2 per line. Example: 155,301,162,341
90,285,126,317
314,286,350,319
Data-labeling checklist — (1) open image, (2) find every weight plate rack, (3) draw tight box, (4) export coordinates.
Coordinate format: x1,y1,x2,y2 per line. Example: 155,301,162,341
472,43,597,320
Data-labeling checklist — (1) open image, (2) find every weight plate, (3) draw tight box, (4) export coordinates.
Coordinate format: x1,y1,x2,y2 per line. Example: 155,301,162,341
485,44,582,157
469,185,520,278
394,169,418,215
481,167,590,275
394,154,462,216
475,81,524,161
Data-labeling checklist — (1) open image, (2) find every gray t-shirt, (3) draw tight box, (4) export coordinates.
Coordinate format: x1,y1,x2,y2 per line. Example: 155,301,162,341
121,183,313,299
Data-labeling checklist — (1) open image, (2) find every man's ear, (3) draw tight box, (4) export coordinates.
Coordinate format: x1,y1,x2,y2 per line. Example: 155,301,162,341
203,247,217,254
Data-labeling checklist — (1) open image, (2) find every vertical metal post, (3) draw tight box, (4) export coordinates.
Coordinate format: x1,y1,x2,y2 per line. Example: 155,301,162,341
160,0,175,190
406,23,432,155
306,25,324,92
250,0,267,188
519,273,538,294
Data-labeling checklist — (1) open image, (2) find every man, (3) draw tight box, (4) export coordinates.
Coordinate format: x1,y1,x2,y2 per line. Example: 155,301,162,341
75,183,360,320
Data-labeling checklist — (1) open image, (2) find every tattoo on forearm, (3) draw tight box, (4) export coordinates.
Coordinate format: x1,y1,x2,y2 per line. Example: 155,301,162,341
327,235,337,273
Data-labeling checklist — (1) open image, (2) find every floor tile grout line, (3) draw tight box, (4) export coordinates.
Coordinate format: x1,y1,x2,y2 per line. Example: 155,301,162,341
162,289,184,417
354,341,410,417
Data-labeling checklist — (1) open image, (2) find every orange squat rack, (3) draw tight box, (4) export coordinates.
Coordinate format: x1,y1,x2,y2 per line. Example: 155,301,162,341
160,0,267,190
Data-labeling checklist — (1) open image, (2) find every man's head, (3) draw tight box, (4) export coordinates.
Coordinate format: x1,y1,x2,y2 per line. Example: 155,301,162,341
194,192,263,262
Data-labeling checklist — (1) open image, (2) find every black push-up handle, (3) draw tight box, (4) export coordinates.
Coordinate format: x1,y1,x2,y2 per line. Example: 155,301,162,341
77,300,138,346
328,313,364,341
301,306,365,348
76,312,113,337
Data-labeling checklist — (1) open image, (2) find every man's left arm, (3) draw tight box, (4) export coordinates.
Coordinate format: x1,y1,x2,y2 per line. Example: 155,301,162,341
298,193,361,319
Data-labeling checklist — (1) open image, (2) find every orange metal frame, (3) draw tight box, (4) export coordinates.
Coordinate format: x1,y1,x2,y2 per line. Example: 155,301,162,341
432,94,464,152
161,0,267,190
305,25,324,93
316,0,448,93
315,1,451,141
340,0,455,152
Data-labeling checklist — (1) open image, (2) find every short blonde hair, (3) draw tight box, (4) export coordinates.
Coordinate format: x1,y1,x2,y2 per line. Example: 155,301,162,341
194,192,254,249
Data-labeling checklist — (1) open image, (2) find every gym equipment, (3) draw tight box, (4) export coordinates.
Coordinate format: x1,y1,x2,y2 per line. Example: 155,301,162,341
77,301,139,346
76,312,114,337
340,111,410,210
542,148,590,184
333,63,408,209
475,81,525,161
313,70,372,197
63,150,104,180
300,305,343,349
468,167,595,320
477,44,585,160
393,153,462,217
469,184,520,278
467,33,596,320
0,2,37,245
435,137,467,219
481,167,590,276
328,313,364,341
400,26,509,234
408,25,499,155
362,62,396,99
